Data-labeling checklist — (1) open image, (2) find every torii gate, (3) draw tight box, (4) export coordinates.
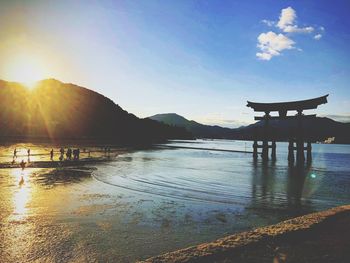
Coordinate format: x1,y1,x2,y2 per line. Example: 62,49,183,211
247,95,328,165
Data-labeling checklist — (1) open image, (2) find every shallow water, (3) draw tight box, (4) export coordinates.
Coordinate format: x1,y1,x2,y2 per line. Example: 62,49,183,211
0,140,350,262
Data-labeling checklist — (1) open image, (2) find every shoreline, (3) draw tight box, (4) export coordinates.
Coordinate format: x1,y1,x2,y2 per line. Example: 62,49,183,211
140,205,350,263
0,157,112,169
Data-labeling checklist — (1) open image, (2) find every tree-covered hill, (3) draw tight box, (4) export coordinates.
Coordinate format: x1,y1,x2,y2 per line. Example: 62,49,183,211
0,79,192,144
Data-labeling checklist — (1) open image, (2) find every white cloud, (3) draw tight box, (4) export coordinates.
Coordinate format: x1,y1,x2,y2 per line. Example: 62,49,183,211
283,25,314,33
256,52,273,61
261,19,275,27
314,34,322,40
277,7,296,30
256,31,295,60
276,7,314,34
257,6,323,60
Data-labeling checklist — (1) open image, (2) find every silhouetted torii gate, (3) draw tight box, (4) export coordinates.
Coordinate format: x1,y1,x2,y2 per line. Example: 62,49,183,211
247,95,328,165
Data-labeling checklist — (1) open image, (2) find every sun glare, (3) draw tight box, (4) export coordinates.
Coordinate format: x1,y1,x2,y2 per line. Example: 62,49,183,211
10,168,33,221
4,54,48,88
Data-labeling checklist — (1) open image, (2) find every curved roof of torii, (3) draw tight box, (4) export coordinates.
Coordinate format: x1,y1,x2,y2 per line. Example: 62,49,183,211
246,94,329,112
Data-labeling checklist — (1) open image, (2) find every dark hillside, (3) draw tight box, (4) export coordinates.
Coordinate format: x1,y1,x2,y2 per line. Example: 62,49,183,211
0,79,192,144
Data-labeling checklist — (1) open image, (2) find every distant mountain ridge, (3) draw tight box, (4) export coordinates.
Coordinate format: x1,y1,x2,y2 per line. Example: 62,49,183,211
149,113,350,143
150,113,235,138
0,79,192,144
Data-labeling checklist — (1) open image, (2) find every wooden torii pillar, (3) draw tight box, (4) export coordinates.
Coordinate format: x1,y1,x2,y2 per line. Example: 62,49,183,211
247,95,328,165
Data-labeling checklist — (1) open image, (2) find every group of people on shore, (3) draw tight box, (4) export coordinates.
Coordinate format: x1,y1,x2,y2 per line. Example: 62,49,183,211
12,146,113,170
12,148,31,170
12,147,85,169
12,148,31,167
58,147,81,161
12,147,84,161
12,148,31,160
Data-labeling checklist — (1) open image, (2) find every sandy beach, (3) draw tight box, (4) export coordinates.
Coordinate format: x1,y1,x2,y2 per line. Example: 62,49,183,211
141,205,350,263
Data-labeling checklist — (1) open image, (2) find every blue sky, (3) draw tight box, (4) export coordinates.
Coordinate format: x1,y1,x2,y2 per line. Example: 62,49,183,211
0,0,350,126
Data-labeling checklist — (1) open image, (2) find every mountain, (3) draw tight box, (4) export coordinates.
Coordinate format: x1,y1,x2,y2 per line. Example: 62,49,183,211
148,113,350,143
0,79,192,144
149,113,235,139
236,117,350,143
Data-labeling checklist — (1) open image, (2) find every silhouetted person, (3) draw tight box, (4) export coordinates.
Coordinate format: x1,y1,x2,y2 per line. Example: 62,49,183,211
67,148,72,160
50,149,54,161
20,160,26,170
59,147,64,161
27,149,31,163
73,149,80,160
13,148,17,159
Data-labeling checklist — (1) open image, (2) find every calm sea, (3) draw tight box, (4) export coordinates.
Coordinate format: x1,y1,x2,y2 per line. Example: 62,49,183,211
1,139,349,262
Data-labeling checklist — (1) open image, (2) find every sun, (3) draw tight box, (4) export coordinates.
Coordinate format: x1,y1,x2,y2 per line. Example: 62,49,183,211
3,53,48,87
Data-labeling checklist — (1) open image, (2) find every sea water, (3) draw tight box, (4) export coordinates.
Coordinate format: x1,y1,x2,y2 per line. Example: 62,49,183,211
0,140,349,262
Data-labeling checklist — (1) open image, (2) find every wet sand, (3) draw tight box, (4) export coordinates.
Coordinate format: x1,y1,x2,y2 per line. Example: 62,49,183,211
141,205,350,263
0,157,113,169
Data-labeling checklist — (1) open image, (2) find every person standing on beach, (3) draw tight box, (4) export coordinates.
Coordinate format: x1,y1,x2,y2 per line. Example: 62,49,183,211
50,149,54,161
13,148,17,159
59,148,64,161
67,148,72,160
27,148,31,163
20,160,26,170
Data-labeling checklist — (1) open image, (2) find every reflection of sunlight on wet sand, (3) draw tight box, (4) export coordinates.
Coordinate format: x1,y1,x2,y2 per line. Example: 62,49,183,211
4,145,48,163
10,168,33,221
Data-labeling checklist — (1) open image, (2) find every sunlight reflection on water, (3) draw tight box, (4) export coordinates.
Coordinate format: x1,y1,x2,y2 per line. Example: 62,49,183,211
10,169,33,221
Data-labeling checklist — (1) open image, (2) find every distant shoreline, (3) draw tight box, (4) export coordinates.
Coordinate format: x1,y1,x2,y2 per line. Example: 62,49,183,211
140,205,350,263
0,135,168,146
1,137,349,146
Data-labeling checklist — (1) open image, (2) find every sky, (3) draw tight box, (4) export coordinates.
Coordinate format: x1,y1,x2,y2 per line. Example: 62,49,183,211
0,0,350,127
